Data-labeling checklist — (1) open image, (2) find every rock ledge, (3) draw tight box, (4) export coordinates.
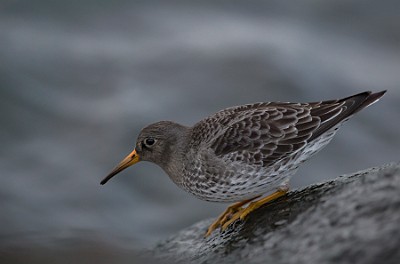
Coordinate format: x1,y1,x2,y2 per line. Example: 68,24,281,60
152,162,400,264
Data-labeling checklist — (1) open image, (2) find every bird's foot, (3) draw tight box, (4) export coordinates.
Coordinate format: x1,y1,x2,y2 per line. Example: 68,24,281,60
221,189,288,231
204,197,258,237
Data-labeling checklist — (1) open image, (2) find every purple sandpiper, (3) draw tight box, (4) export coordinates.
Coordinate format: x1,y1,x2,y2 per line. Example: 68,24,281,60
101,91,386,237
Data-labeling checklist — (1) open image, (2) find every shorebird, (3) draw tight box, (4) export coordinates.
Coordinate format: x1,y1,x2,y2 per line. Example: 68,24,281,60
101,91,386,237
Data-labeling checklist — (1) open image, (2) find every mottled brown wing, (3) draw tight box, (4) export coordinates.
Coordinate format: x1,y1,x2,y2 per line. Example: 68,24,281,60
195,91,385,167
209,104,322,166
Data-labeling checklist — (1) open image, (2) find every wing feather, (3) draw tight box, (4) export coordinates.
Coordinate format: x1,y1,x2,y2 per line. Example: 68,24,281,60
189,91,386,168
207,104,320,167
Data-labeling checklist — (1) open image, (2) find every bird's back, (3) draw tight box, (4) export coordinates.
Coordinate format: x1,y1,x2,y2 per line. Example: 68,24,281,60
183,91,385,202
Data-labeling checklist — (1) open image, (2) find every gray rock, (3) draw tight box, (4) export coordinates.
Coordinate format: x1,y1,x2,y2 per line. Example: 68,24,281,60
152,162,400,264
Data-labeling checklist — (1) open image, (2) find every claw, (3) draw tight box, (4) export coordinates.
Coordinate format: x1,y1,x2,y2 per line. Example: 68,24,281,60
204,197,257,237
221,210,242,230
213,190,288,234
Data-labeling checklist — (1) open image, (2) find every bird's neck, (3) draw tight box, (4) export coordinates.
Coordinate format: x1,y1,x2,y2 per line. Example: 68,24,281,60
160,125,191,186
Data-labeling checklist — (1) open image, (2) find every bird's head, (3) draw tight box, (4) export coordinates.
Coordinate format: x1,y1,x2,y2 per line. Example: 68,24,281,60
100,121,188,185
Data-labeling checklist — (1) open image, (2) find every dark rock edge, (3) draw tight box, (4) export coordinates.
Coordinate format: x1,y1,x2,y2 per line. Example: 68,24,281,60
150,162,400,264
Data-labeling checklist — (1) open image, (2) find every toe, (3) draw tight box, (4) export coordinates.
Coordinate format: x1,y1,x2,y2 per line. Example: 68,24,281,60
221,211,241,230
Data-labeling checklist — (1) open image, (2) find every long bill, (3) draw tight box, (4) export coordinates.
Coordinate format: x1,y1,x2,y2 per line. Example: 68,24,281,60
100,149,140,185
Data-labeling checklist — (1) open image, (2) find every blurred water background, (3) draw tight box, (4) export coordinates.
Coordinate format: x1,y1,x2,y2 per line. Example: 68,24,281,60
1,0,399,262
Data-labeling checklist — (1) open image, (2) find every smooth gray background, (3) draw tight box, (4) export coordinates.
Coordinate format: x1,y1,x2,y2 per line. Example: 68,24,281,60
1,0,399,259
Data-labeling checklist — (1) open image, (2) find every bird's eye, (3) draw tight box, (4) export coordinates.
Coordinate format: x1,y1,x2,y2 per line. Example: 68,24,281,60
144,138,156,146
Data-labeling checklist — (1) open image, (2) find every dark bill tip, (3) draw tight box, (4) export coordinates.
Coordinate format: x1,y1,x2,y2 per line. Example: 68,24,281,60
100,166,123,185
100,149,140,185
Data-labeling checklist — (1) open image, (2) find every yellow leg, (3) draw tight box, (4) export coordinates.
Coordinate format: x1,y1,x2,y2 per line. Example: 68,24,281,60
221,189,288,231
204,196,259,237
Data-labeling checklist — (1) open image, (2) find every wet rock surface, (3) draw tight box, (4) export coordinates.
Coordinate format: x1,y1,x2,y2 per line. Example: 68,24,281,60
152,162,400,264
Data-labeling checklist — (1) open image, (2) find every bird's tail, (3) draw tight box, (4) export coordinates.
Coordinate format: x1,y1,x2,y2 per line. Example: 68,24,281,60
341,90,387,116
308,90,386,141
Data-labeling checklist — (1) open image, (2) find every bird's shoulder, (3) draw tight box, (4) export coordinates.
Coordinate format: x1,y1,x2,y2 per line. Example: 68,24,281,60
189,101,315,147
187,95,367,167
188,100,343,166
